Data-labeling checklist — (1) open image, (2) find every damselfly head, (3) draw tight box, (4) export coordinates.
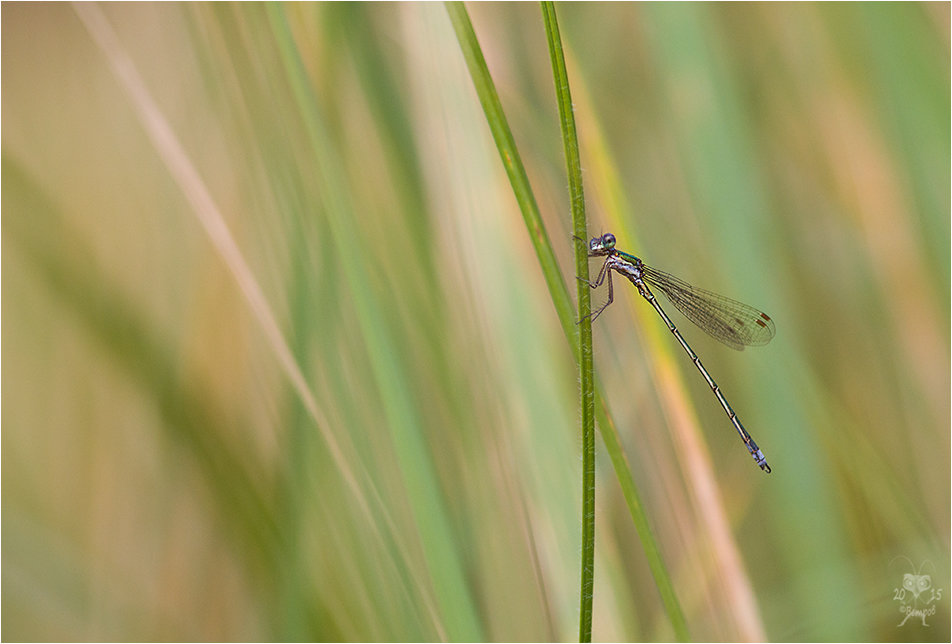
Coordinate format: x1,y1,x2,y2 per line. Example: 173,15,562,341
588,232,616,256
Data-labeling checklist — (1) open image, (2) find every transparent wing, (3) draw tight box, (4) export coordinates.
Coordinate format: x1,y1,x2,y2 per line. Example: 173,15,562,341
643,265,775,351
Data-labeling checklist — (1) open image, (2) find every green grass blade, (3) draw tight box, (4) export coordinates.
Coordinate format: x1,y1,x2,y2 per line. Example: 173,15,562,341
449,3,689,640
264,6,484,640
593,396,690,641
444,2,576,341
538,4,595,641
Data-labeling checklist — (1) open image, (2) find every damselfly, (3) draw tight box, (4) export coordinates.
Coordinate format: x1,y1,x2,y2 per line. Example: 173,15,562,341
580,233,775,473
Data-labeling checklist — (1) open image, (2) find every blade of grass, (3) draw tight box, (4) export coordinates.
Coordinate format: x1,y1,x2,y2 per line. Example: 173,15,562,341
571,58,761,643
71,4,331,447
264,5,484,639
74,4,453,638
538,4,595,641
444,2,575,339
447,2,689,640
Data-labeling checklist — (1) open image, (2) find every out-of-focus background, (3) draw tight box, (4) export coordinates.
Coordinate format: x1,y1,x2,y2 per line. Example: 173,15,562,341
3,3,948,641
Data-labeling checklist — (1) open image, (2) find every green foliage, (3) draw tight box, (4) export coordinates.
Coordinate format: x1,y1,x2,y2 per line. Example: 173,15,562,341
3,3,948,641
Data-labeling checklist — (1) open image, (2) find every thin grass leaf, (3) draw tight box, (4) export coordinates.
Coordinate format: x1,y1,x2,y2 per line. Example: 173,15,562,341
449,2,690,641
538,4,596,641
74,4,455,639
265,5,484,639
444,2,575,340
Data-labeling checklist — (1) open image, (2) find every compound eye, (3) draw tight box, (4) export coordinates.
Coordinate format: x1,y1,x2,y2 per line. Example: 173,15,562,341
602,233,616,248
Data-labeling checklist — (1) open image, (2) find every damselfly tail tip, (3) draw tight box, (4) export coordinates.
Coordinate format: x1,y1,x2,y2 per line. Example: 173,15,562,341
750,445,771,474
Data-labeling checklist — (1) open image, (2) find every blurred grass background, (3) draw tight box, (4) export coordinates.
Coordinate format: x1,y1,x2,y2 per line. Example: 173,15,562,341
2,2,949,641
